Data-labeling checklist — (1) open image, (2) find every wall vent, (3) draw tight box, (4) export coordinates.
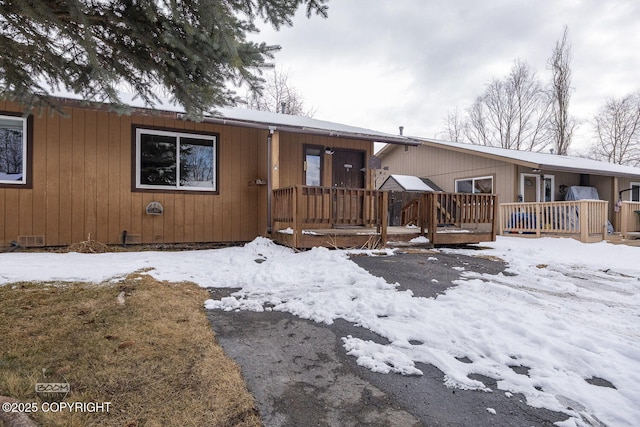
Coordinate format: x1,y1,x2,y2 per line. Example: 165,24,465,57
17,235,45,247
121,233,141,245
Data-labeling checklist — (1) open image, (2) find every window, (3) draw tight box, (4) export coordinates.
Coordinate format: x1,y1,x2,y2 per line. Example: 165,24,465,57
304,145,323,186
0,115,27,185
631,182,640,202
135,128,217,191
455,176,493,194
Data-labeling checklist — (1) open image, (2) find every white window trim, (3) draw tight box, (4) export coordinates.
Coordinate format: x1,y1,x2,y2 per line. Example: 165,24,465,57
520,173,540,202
519,173,555,202
0,115,27,185
455,175,494,194
631,182,640,202
135,128,217,192
543,175,555,202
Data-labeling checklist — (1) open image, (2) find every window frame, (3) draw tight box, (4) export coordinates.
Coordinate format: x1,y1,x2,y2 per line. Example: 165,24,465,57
454,175,494,194
133,126,219,193
630,182,640,202
303,144,324,186
0,113,32,188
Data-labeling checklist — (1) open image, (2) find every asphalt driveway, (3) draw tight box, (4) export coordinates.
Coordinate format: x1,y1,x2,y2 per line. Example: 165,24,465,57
206,251,569,426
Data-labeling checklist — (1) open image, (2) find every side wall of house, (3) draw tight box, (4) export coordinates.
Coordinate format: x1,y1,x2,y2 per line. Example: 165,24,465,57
0,101,269,247
380,144,516,202
278,133,373,188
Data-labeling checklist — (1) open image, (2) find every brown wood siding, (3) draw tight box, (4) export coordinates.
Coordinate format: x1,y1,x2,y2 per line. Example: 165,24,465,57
381,144,515,200
278,133,372,189
0,101,270,246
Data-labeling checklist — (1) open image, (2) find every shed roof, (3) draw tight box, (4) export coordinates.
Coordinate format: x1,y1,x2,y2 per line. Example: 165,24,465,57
379,174,442,192
377,138,640,178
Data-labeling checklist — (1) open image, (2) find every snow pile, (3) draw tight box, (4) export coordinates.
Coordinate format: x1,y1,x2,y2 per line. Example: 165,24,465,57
1,236,639,425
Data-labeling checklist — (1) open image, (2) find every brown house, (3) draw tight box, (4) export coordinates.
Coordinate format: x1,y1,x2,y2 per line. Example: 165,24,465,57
0,97,414,248
377,138,640,241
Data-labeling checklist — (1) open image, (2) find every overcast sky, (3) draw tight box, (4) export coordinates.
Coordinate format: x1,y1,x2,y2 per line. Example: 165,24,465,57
252,0,640,153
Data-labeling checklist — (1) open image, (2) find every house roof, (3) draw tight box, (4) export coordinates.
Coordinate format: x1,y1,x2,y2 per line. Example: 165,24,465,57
380,174,442,192
377,138,640,178
50,93,417,146
208,107,417,145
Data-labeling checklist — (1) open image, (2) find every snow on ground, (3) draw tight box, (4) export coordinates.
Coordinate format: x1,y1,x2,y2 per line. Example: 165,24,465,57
1,236,639,426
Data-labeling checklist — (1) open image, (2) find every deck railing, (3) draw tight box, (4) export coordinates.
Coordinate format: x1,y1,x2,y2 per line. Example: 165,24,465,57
401,192,498,243
274,187,499,247
619,201,640,238
272,186,388,246
499,200,609,243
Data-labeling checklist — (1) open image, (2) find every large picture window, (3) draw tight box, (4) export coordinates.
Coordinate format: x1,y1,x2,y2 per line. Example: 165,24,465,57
135,128,217,191
0,115,27,185
455,176,493,194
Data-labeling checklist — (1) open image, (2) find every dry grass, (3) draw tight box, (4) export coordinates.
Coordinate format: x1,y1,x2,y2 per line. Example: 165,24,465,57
65,239,110,253
0,274,261,427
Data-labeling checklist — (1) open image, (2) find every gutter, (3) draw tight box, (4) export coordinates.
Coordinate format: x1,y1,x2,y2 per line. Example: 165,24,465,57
200,115,419,146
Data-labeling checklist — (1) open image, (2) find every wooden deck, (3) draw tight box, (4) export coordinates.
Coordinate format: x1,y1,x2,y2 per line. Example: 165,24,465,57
499,200,610,243
271,186,498,249
273,226,494,249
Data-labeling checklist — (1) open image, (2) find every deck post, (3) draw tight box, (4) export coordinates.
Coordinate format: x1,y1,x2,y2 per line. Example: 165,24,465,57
621,202,628,239
292,185,301,247
491,195,499,241
579,200,588,243
602,201,609,242
419,193,427,235
428,193,437,244
380,191,388,246
535,203,541,238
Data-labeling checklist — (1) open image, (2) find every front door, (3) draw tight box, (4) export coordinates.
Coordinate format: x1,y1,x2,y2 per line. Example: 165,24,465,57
331,150,366,226
520,173,555,202
332,149,365,188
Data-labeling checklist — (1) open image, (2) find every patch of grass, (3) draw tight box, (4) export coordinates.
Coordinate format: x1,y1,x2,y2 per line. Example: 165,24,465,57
0,275,261,427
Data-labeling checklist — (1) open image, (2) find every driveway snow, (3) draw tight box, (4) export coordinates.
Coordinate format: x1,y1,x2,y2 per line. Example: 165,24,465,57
1,236,638,426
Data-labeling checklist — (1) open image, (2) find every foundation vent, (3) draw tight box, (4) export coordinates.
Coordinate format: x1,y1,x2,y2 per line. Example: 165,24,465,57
17,235,45,247
121,233,141,245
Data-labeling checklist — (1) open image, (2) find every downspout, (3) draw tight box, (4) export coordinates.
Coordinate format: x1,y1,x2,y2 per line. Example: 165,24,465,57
266,129,274,234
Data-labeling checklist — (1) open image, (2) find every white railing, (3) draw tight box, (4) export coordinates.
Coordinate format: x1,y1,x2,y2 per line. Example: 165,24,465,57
499,200,609,243
619,201,640,238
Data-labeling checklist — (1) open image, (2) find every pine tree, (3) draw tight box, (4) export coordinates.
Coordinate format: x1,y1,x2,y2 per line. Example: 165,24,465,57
0,0,328,120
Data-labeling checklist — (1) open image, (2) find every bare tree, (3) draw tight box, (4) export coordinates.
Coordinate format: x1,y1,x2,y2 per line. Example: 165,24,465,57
440,107,466,142
591,93,640,166
463,60,552,151
548,25,575,155
241,68,316,117
0,128,23,175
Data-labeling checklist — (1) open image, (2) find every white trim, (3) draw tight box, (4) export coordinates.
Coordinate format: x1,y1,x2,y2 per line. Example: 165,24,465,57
543,175,555,202
455,175,494,194
631,182,640,202
520,173,555,202
135,128,217,192
520,173,540,202
0,115,27,185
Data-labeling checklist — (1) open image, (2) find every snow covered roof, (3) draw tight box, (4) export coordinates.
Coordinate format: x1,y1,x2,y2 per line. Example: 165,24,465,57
50,93,416,146
208,107,415,145
380,174,440,192
378,137,640,178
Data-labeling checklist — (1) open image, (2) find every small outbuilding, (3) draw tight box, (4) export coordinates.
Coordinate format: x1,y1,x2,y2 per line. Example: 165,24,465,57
379,175,443,226
379,174,442,193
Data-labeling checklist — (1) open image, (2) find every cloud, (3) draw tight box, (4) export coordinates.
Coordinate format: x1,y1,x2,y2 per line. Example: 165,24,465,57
251,0,640,148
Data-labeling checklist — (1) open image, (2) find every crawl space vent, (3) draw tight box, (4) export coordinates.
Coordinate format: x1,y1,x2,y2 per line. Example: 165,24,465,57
121,233,141,245
17,235,45,247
